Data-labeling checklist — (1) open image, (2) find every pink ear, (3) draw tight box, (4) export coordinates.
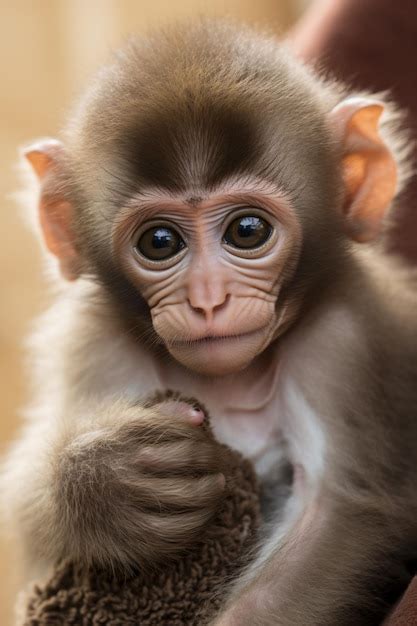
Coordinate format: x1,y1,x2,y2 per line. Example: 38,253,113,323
329,98,398,243
24,138,63,178
24,140,81,280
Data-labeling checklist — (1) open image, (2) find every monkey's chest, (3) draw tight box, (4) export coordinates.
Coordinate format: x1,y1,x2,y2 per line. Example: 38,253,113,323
211,405,285,479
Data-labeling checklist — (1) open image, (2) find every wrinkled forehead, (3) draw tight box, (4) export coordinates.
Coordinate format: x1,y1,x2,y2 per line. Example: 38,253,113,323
116,174,294,224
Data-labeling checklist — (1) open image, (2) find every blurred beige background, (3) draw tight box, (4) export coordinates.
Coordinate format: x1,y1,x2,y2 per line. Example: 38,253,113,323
0,1,310,623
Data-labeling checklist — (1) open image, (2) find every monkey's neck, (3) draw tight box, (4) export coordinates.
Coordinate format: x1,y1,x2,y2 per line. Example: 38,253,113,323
154,340,283,464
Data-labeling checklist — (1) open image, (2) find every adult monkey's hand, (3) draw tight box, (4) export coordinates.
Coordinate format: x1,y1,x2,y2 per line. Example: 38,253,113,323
288,0,417,262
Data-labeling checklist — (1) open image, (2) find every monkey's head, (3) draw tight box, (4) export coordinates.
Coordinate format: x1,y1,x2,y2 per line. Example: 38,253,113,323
24,21,405,376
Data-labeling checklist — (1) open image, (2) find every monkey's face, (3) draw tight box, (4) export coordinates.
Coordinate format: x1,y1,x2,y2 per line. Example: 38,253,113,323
113,180,302,376
24,22,399,380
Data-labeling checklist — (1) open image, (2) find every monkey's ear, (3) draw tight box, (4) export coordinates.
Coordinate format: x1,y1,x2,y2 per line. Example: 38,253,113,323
23,139,81,280
330,98,397,243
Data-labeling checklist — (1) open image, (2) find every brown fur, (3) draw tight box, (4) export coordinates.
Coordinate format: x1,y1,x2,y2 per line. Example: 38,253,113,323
2,18,417,626
22,435,261,625
64,20,346,318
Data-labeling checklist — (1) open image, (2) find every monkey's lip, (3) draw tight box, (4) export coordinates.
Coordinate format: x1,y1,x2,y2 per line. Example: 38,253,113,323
168,328,266,347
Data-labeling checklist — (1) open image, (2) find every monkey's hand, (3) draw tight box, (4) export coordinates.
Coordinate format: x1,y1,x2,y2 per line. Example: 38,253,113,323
36,398,227,573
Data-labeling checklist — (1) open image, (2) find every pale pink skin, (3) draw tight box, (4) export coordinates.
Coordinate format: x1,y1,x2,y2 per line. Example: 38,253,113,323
113,178,302,377
158,400,206,425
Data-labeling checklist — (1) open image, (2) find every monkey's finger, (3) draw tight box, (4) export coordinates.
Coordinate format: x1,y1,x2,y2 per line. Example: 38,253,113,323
140,508,218,546
136,440,223,474
115,414,206,447
154,400,205,425
124,473,226,510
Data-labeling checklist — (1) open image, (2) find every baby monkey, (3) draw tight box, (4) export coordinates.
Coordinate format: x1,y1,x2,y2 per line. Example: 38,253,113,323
2,18,417,626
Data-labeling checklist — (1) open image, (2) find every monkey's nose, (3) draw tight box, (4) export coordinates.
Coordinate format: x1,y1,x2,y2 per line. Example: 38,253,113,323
188,293,231,323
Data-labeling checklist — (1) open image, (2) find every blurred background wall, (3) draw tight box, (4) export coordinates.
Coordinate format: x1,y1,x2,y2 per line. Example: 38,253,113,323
0,1,311,623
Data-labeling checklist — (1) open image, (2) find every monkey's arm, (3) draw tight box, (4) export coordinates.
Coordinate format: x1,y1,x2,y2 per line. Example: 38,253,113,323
1,397,227,574
213,493,409,626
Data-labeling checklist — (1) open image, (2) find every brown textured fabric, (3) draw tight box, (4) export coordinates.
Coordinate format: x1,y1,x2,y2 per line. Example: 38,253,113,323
22,448,260,626
290,0,417,262
384,576,417,625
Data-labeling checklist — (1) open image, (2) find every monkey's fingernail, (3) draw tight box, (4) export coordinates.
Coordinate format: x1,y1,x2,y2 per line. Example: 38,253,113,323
189,408,205,425
218,474,226,489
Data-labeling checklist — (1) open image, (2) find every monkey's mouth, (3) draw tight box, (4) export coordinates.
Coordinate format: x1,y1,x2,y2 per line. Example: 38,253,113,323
165,327,271,374
169,328,265,347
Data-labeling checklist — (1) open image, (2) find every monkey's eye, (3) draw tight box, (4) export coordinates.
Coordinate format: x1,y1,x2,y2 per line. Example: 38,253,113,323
223,215,272,250
135,226,185,261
